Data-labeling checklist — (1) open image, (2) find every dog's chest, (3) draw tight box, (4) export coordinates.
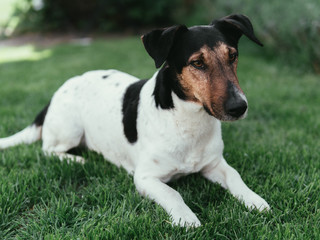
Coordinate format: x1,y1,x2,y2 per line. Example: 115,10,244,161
159,134,222,182
141,112,223,182
179,127,220,166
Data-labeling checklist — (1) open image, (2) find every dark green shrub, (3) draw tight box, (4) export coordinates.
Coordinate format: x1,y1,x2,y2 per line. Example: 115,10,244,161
175,0,320,72
9,0,320,72
223,0,320,72
12,0,177,32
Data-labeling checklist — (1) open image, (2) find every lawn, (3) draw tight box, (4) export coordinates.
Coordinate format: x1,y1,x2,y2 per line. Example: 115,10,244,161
0,36,319,239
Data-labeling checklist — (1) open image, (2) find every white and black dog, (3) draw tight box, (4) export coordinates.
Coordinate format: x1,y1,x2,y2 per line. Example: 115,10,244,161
0,14,270,227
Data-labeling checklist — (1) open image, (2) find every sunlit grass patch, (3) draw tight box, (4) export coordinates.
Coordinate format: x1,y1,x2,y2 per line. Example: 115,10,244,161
0,45,51,63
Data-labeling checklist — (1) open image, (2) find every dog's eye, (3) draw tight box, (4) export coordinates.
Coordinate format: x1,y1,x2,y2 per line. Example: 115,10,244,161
229,52,238,63
191,60,206,70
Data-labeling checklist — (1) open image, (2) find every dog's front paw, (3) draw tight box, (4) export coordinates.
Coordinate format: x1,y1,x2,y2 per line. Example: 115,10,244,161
243,193,270,212
170,209,201,228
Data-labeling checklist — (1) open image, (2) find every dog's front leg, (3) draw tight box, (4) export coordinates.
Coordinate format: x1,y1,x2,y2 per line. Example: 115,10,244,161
202,158,270,211
134,172,201,227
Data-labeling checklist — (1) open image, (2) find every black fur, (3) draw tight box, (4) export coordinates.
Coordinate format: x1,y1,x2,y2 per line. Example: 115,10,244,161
212,14,263,47
142,25,188,68
33,102,50,126
122,79,148,143
168,26,226,72
203,105,214,116
153,67,187,109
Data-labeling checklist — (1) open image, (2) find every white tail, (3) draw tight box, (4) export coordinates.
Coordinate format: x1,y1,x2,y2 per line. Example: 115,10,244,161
0,124,42,149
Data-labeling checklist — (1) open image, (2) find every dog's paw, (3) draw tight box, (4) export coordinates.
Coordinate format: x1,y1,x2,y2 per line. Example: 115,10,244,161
170,210,201,228
243,193,270,212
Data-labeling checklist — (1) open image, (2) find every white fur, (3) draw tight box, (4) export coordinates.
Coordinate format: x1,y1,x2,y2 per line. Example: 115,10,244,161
0,69,270,227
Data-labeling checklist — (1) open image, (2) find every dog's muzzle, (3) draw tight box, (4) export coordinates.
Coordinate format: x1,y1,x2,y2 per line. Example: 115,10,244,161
224,81,248,119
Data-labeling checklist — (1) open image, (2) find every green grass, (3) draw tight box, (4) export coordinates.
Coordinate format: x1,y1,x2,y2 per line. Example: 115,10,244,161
0,37,319,239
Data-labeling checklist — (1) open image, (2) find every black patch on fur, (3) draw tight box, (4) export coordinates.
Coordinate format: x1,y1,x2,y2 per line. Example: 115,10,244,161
102,75,109,79
122,79,148,143
212,14,263,47
153,67,187,109
142,25,188,68
33,102,50,126
153,68,174,109
203,105,213,116
167,26,227,73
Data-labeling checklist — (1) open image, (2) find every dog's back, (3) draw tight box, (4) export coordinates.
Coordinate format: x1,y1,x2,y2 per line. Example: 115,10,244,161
42,70,141,169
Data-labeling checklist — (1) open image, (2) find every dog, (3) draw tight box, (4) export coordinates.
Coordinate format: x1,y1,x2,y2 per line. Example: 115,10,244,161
0,14,270,227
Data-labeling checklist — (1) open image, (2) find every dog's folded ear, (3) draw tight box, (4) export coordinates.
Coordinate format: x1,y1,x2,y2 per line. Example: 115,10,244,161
142,25,188,68
212,14,263,47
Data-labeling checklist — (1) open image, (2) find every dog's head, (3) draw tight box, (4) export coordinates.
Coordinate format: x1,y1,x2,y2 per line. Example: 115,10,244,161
142,14,262,121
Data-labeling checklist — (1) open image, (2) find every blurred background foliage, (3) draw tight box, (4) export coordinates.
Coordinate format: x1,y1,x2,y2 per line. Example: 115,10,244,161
1,0,320,73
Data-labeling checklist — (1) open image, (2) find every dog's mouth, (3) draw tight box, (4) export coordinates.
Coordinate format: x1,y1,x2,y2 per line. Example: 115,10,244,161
203,103,248,121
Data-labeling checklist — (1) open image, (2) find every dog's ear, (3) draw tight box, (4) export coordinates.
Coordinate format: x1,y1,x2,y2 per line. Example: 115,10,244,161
142,25,188,68
212,14,263,47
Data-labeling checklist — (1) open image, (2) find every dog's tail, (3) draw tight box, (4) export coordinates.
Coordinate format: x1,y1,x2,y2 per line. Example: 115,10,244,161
0,103,50,149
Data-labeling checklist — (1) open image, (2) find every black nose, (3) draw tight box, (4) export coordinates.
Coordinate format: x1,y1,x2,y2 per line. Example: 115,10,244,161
225,99,247,118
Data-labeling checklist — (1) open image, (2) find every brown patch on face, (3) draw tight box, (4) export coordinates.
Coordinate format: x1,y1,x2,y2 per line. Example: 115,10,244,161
177,42,244,120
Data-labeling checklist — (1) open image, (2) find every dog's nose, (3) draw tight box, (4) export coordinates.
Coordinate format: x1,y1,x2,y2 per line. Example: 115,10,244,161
225,99,247,118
